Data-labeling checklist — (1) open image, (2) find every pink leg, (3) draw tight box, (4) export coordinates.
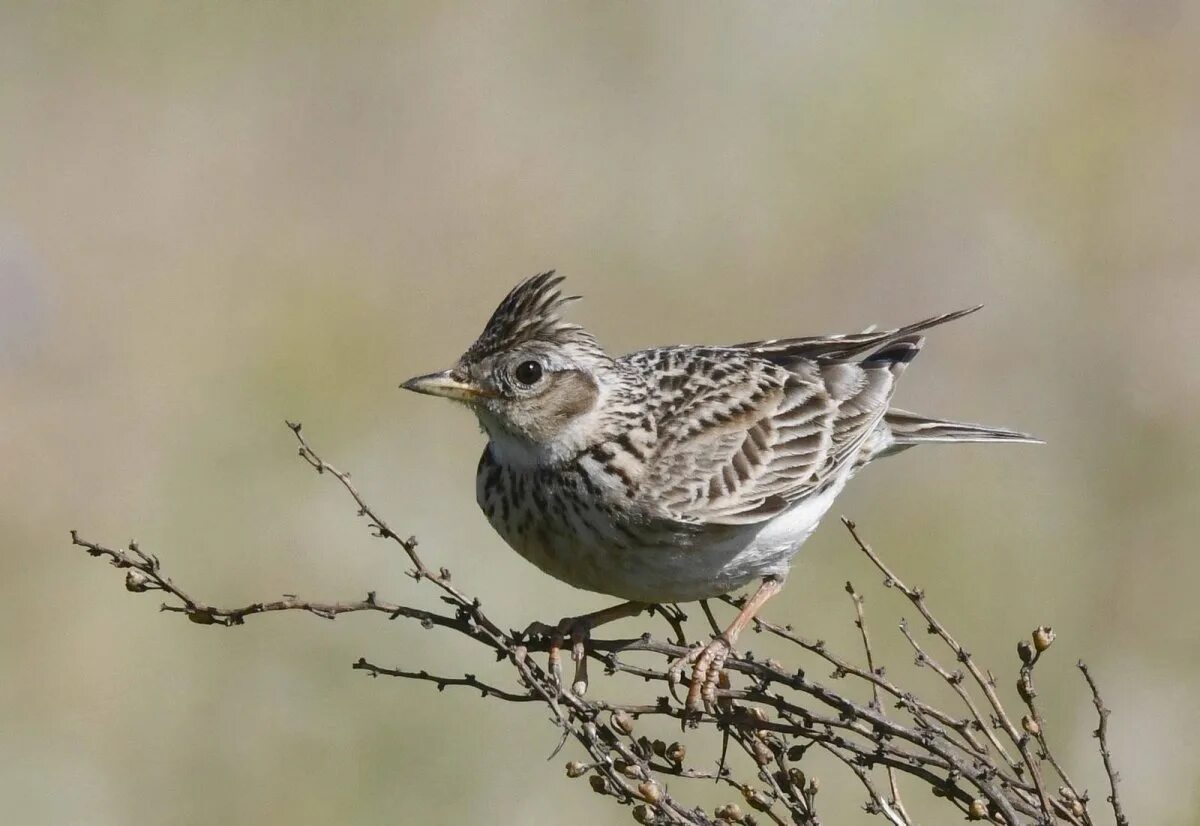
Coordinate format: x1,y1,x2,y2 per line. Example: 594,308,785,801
526,601,648,695
686,577,784,712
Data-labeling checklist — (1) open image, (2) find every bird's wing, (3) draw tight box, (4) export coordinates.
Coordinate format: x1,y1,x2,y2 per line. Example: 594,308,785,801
633,314,969,526
734,306,981,361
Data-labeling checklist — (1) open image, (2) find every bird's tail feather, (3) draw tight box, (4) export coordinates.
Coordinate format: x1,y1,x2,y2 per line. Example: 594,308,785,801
884,408,1043,446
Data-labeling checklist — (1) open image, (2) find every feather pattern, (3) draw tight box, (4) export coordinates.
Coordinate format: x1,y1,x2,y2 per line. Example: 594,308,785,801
406,274,1039,602
623,332,921,527
463,271,603,362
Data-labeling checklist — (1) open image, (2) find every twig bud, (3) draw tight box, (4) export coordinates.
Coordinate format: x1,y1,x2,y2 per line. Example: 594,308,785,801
665,741,686,765
1021,715,1041,736
715,803,745,822
1032,625,1055,652
967,799,988,819
651,739,668,758
787,768,806,789
124,570,151,592
187,609,217,625
742,785,772,811
632,804,655,824
637,779,663,804
611,710,635,735
565,761,587,778
805,777,820,795
588,774,608,795
1017,639,1035,665
751,738,773,766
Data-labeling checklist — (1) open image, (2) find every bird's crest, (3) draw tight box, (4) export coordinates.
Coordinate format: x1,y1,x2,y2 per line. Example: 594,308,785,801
465,271,600,360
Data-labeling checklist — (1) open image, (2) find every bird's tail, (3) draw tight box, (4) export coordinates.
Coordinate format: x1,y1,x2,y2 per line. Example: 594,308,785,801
883,408,1043,448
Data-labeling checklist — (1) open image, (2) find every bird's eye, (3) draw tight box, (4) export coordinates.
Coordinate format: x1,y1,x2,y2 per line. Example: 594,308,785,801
514,360,543,386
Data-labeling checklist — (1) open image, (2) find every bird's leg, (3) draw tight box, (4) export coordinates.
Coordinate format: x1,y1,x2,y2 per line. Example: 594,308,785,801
686,576,784,713
524,601,648,696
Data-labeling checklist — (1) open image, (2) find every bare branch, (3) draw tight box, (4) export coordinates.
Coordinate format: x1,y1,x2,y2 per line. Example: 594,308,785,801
846,581,911,826
843,518,1056,821
69,424,1132,826
1079,661,1129,826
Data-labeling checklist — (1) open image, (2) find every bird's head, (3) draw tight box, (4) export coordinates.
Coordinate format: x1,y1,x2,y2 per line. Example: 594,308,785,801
402,272,614,458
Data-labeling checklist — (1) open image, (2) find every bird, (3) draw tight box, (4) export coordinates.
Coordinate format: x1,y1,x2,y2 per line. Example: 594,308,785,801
402,271,1040,710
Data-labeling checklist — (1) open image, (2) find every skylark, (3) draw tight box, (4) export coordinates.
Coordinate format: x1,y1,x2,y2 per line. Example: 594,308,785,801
403,272,1039,709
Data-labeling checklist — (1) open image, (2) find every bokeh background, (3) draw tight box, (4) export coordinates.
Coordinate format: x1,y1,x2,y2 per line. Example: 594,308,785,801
3,3,1198,824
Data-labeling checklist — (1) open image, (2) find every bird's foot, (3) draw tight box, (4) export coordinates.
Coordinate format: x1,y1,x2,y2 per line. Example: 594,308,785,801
686,634,733,714
522,615,594,697
667,635,734,716
666,641,705,705
522,601,646,697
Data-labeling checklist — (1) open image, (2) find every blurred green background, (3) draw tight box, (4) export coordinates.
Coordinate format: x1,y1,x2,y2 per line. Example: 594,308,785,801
3,2,1198,824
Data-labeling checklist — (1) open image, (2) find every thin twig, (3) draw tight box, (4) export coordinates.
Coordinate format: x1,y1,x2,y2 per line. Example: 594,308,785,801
1017,639,1091,824
1079,661,1128,826
353,658,539,702
846,581,911,825
897,616,1016,769
843,518,1055,822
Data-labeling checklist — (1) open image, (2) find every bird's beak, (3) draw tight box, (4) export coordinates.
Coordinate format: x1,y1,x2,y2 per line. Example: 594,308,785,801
401,369,491,402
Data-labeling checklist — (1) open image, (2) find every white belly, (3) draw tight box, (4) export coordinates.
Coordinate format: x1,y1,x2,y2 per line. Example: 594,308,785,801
583,477,847,602
479,459,851,603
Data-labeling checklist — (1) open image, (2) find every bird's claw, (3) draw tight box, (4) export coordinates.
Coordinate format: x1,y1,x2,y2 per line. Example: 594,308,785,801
522,616,592,697
667,642,705,705
685,634,733,714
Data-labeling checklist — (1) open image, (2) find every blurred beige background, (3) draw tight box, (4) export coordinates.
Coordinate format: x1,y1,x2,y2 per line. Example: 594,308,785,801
3,2,1198,824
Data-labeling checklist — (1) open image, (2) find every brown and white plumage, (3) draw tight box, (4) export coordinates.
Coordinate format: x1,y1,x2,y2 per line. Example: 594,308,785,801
403,271,1039,605
405,272,1040,707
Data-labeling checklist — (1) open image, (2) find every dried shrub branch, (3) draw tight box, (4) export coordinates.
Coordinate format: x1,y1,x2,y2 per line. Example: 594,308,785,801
72,422,1130,826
